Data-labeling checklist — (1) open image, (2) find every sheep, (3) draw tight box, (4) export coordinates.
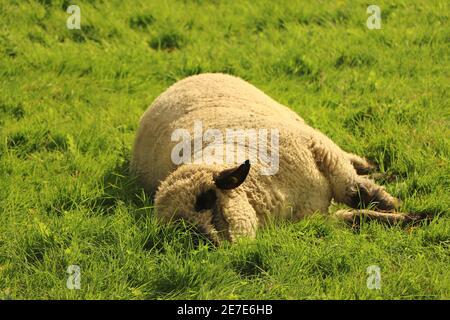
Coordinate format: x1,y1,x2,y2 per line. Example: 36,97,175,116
131,73,411,244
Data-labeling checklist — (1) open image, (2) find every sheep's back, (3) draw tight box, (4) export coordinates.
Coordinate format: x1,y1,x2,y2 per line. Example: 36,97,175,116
131,73,308,194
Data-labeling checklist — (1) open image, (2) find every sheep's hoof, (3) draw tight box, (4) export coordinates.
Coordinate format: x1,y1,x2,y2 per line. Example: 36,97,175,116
390,197,403,210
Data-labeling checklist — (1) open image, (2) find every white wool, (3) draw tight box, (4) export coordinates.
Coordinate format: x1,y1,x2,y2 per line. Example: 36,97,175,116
131,73,402,243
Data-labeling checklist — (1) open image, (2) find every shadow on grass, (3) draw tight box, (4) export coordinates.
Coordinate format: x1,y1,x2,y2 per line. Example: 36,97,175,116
96,159,146,214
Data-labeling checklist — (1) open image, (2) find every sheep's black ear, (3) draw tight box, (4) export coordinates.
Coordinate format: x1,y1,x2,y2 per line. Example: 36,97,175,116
214,160,250,190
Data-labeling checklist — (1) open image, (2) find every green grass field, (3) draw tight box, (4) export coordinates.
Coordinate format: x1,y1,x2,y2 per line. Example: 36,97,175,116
0,0,449,299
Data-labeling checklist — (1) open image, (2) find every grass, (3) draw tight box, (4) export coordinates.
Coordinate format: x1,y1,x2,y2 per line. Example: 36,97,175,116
0,0,449,299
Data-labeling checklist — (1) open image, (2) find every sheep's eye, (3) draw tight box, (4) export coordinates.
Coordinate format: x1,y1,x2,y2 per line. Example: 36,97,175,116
195,189,217,212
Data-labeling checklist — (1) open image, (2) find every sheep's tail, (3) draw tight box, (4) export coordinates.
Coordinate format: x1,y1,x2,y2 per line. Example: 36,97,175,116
335,209,433,227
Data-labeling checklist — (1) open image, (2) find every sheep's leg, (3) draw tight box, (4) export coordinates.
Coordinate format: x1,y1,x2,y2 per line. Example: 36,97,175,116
346,178,402,210
310,138,401,211
336,209,406,225
345,152,377,175
335,209,429,227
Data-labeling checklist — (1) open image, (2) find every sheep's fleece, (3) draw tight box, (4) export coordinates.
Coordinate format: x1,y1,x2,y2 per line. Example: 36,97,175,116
131,73,404,244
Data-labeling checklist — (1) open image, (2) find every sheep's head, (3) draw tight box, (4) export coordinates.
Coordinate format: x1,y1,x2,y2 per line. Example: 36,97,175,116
154,160,257,244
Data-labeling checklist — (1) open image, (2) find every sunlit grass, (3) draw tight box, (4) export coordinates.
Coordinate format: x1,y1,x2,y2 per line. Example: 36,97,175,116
0,0,448,299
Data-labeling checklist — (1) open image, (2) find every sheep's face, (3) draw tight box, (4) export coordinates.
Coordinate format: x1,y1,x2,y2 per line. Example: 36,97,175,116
154,160,257,244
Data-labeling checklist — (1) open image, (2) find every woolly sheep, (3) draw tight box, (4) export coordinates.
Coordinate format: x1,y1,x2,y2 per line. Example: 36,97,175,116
131,73,407,244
